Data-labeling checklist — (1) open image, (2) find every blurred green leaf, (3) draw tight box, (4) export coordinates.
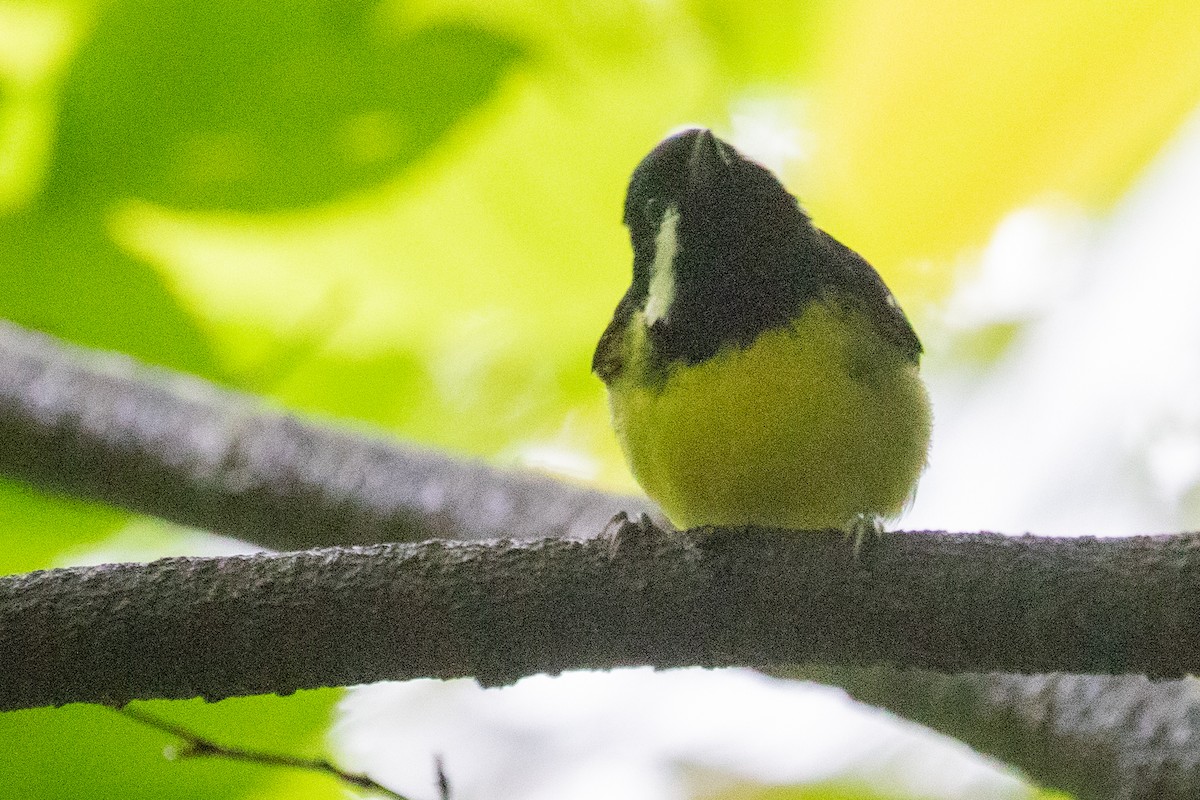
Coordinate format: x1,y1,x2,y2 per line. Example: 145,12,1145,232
685,0,830,83
0,690,344,800
0,478,128,577
43,0,525,212
0,211,223,376
941,320,1025,367
805,1,1200,301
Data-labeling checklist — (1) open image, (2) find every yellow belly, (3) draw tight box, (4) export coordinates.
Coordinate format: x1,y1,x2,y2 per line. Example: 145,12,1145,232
607,301,932,531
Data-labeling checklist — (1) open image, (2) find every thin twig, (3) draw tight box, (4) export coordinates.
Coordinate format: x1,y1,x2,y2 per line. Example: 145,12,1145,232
115,705,436,800
435,755,451,800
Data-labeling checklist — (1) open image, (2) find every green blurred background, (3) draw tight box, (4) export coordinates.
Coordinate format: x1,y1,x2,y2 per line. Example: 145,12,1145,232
2,0,1200,797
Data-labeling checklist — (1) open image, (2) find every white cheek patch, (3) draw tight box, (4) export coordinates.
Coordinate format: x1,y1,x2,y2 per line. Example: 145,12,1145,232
644,204,680,326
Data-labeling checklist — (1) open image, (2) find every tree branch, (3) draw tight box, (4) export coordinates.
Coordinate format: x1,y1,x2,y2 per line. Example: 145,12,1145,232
5,523,1200,713
0,320,650,550
804,667,1200,800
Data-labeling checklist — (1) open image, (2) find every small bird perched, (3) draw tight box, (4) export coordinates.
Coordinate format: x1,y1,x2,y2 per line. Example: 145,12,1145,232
594,128,931,535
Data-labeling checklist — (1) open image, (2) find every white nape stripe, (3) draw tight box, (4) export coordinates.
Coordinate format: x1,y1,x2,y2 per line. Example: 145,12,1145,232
644,204,680,326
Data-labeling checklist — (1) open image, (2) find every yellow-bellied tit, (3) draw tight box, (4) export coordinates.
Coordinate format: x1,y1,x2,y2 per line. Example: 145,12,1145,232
594,128,931,534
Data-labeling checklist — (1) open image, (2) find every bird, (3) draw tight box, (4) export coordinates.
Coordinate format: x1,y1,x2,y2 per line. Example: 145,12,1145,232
593,128,931,537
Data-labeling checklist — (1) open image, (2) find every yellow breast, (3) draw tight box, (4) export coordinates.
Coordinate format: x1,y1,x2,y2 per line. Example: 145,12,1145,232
607,299,931,531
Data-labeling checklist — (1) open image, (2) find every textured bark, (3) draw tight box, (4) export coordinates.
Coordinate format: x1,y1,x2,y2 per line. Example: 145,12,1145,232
5,525,1200,714
804,667,1200,800
0,320,650,549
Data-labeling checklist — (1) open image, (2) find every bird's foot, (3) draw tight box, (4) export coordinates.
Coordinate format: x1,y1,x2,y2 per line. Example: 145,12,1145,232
603,510,658,553
844,513,884,559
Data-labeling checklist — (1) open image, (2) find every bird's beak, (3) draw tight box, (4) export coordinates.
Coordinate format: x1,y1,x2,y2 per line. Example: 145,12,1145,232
686,129,731,190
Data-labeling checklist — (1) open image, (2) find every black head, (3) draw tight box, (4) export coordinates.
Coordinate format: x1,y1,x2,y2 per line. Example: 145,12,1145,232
620,128,821,368
593,128,920,383
623,128,807,238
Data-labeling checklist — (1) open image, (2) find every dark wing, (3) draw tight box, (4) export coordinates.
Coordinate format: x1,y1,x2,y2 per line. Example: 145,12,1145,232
815,229,922,363
592,288,639,382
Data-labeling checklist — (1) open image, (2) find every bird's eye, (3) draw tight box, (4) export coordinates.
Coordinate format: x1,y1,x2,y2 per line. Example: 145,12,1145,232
643,197,664,224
